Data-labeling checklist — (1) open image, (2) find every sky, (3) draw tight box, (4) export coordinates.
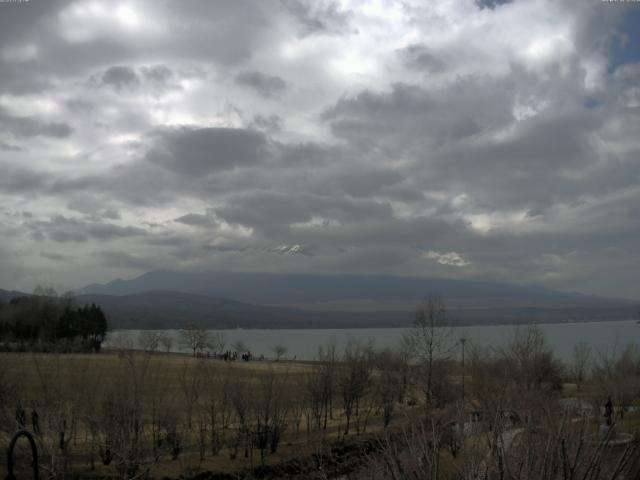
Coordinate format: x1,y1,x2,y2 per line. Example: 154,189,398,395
1,0,640,298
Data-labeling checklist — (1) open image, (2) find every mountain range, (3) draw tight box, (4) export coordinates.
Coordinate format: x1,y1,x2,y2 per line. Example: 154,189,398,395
80,270,632,305
2,270,638,329
80,271,639,328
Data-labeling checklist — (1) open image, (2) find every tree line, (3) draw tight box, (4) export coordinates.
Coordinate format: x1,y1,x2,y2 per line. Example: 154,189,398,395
0,287,108,352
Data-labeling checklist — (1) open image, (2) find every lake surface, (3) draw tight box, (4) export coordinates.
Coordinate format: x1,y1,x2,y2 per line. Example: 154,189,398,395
105,319,640,362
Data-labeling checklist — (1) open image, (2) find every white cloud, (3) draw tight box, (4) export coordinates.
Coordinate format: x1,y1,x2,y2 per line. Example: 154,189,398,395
424,250,471,267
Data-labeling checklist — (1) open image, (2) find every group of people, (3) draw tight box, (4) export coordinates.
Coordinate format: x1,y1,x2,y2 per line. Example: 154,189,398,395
220,350,254,362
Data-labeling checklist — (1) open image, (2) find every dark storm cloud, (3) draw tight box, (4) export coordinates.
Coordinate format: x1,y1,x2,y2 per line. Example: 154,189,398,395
280,142,338,166
0,141,23,152
0,68,52,96
0,245,29,288
251,114,284,132
92,161,181,207
92,64,178,92
156,1,273,65
31,216,148,244
147,127,269,176
49,175,106,196
0,0,69,44
281,0,353,35
397,44,446,73
289,215,474,251
41,251,68,262
432,109,602,199
0,108,73,139
0,0,69,92
0,1,272,98
319,71,628,212
0,165,46,193
99,65,139,90
48,230,88,243
101,210,121,220
96,251,157,270
335,169,403,197
475,0,513,10
322,81,511,155
87,223,148,241
175,212,216,227
143,233,189,247
141,65,174,84
40,40,133,81
99,135,349,207
203,244,249,253
0,3,131,94
215,191,394,233
235,71,288,98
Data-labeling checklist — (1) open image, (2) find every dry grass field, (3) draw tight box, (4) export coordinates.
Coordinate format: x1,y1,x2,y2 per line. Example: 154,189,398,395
2,323,640,480
0,349,394,478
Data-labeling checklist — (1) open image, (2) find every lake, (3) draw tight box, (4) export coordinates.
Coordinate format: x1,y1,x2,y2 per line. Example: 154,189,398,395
105,319,640,362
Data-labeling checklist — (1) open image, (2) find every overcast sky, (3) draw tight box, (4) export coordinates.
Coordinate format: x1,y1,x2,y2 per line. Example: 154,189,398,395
1,0,639,298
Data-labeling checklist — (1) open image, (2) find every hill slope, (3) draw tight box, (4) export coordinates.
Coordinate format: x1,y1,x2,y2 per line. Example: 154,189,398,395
76,291,412,329
0,288,29,302
2,284,638,329
80,270,635,306
75,290,640,330
76,271,640,328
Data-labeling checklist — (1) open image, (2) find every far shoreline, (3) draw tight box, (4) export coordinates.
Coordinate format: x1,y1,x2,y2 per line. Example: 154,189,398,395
107,317,639,331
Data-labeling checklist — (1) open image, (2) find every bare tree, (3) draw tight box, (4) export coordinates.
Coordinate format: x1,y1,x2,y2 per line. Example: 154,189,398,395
204,363,234,456
138,330,160,354
305,370,325,432
409,296,454,407
317,340,338,429
209,331,226,355
395,335,413,404
232,340,248,355
229,372,251,461
177,357,207,430
98,350,153,479
179,322,210,357
158,333,173,353
252,368,290,464
570,340,592,385
272,344,287,361
339,339,373,435
593,342,640,421
504,323,562,392
372,349,402,429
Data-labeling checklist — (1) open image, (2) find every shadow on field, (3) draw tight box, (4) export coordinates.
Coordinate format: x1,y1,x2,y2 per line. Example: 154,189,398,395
187,438,377,480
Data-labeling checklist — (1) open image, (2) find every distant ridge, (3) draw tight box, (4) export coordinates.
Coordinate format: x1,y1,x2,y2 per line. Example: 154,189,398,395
69,270,640,329
75,289,640,330
0,288,29,302
2,280,639,329
76,290,411,329
79,270,634,306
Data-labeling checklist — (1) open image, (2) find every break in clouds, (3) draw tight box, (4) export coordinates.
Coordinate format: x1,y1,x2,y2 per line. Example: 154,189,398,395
1,0,639,298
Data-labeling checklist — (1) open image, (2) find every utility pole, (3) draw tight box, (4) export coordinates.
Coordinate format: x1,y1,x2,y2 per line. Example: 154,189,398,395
460,337,466,406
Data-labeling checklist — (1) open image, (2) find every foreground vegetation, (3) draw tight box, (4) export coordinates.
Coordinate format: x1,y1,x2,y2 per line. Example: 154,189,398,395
1,298,639,479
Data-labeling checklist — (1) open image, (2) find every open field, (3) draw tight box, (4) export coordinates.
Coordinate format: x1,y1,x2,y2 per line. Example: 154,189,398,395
2,321,640,480
0,349,398,479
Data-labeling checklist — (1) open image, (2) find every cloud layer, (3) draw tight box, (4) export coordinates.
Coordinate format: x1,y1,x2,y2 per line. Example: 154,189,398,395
0,0,639,298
